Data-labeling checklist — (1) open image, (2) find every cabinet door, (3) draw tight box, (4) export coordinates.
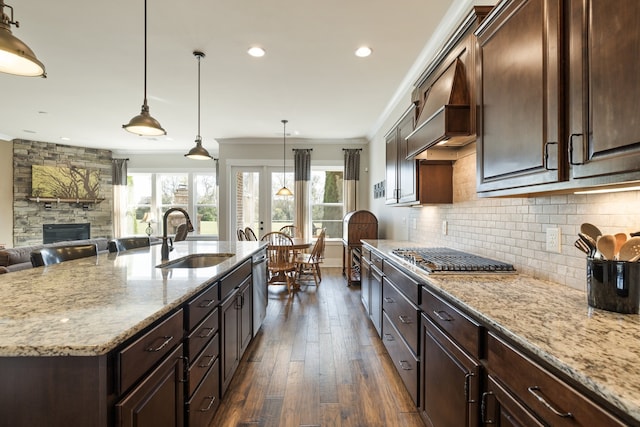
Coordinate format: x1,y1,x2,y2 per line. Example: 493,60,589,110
476,0,564,192
370,263,383,337
398,112,418,204
568,0,640,178
360,256,372,315
116,344,184,427
421,314,481,427
482,375,545,427
385,130,399,204
221,289,240,396
239,277,253,356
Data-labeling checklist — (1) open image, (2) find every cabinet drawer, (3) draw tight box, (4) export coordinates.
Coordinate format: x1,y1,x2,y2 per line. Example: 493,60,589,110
187,307,219,362
118,309,184,394
220,259,251,300
382,311,419,406
383,279,419,355
487,332,626,427
187,356,220,427
187,332,219,397
186,283,219,331
371,251,384,271
383,260,420,304
420,286,482,358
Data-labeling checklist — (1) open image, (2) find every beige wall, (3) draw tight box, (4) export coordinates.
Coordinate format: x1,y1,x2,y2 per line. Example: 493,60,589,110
0,140,12,248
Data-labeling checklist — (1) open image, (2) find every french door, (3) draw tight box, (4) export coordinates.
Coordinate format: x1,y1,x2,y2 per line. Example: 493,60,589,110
231,166,294,240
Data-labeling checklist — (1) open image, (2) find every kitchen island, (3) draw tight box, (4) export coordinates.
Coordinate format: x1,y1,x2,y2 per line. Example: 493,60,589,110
362,239,640,426
0,240,266,427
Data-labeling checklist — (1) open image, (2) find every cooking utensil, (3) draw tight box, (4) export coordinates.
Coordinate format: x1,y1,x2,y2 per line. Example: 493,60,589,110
580,223,602,242
578,232,597,257
574,239,590,255
618,237,640,261
614,233,627,256
596,234,616,260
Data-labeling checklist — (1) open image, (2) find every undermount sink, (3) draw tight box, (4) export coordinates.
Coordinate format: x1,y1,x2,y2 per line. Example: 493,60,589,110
156,253,234,269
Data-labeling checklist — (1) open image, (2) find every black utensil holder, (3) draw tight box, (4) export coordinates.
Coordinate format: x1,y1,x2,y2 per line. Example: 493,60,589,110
587,258,640,314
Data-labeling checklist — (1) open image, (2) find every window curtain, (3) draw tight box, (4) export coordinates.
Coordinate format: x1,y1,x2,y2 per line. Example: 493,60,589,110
343,149,361,215
294,149,312,240
112,158,128,238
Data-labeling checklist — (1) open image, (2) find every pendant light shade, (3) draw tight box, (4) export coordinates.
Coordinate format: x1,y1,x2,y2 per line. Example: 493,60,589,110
276,119,293,196
0,0,45,77
185,51,212,160
123,0,165,136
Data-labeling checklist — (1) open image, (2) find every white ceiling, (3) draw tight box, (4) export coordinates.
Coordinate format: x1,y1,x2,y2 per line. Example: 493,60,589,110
0,0,489,156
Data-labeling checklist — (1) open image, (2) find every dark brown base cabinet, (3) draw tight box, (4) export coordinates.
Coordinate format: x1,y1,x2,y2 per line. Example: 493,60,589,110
421,315,481,427
116,344,185,427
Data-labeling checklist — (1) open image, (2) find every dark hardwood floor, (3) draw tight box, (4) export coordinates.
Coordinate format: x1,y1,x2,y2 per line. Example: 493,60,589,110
213,267,425,427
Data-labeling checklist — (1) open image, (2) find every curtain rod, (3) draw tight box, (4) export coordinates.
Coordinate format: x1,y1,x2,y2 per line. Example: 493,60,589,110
291,148,313,151
342,148,362,151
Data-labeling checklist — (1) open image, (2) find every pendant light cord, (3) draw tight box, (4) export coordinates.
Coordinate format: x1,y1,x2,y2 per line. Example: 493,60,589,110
282,119,288,176
197,53,201,139
143,0,148,106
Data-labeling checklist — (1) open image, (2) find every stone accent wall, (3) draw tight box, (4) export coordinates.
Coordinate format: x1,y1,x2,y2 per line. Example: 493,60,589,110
13,140,113,246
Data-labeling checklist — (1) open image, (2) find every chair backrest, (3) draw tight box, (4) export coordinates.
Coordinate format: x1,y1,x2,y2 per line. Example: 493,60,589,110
237,228,247,241
261,231,292,246
310,229,326,262
108,237,151,253
31,244,99,267
279,225,297,238
244,227,258,241
175,223,189,242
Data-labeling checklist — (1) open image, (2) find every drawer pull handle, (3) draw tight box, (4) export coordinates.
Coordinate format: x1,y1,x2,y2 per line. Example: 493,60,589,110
198,327,215,338
527,386,573,418
481,391,496,424
384,297,394,303
198,298,216,308
146,335,173,352
199,395,216,412
398,360,413,371
398,315,412,324
464,372,476,403
383,333,394,341
433,310,453,322
198,354,216,368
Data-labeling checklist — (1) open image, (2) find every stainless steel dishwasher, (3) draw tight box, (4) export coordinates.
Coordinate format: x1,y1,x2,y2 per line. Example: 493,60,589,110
252,248,267,336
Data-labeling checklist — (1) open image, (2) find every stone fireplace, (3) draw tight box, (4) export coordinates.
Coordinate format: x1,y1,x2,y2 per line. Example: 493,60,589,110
12,140,113,246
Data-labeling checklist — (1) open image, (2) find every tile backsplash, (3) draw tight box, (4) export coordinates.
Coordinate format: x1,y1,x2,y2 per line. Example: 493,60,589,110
406,153,640,290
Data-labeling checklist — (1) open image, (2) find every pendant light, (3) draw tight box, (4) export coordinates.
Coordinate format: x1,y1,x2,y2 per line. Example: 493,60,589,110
276,119,293,196
0,0,45,77
123,0,166,136
185,51,212,160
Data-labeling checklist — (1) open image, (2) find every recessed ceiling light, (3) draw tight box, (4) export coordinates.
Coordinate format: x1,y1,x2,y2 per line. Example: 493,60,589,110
60,137,71,141
355,46,372,57
248,47,266,57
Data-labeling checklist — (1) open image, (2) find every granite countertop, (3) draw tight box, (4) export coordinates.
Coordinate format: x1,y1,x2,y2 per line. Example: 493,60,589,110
362,239,640,424
0,240,265,357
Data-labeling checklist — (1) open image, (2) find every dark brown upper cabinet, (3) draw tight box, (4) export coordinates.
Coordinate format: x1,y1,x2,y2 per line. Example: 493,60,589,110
386,106,419,205
476,0,564,193
567,0,640,180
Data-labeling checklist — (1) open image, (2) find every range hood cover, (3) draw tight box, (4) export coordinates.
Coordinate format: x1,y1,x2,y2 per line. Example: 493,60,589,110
406,58,473,158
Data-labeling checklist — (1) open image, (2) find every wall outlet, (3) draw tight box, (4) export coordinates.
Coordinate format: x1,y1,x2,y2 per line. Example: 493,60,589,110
546,227,561,253
442,220,448,235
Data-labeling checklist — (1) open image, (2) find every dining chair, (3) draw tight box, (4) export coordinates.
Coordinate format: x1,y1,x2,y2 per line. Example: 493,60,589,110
279,225,297,238
237,228,247,241
108,237,151,253
261,232,297,291
295,228,325,285
31,244,99,267
244,227,258,241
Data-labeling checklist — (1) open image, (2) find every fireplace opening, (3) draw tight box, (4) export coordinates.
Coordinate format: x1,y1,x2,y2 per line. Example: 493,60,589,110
43,223,90,244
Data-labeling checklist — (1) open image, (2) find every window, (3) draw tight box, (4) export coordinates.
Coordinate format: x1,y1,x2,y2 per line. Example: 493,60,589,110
126,172,218,238
310,167,343,239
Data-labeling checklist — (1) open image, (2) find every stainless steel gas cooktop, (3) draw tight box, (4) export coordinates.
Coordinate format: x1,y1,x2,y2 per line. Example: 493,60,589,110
392,247,516,274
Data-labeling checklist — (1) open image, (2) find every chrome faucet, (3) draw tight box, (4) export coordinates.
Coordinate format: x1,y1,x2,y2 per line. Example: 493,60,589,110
161,207,194,260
